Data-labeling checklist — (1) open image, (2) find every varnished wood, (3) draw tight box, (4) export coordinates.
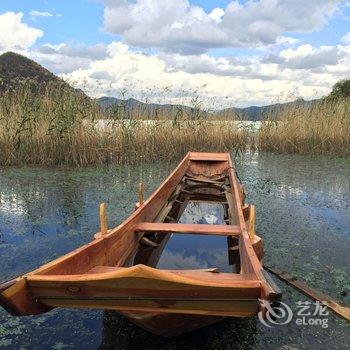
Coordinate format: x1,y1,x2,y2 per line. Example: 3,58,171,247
248,205,255,241
133,223,241,236
99,203,108,236
138,182,144,205
188,152,228,161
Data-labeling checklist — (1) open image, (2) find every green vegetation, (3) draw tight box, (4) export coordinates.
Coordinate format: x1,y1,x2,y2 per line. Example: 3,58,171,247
328,79,350,99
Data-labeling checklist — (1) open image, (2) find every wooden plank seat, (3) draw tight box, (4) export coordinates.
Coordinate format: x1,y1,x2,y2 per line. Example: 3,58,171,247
133,223,241,236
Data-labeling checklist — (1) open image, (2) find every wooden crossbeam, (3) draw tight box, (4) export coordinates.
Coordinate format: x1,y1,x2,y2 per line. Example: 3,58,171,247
184,177,225,186
133,222,240,236
189,152,228,161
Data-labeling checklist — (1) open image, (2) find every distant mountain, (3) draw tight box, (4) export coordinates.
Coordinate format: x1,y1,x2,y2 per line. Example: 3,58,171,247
219,99,317,121
97,96,317,121
97,96,197,119
0,51,92,110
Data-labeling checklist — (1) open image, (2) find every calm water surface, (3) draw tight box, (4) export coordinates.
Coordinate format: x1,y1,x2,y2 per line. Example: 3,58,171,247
0,152,349,349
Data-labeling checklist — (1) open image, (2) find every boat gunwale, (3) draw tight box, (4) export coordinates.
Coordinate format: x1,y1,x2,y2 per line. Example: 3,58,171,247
25,264,262,288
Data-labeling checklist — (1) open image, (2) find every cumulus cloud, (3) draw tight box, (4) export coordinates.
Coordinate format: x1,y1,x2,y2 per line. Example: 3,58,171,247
103,0,226,54
37,43,107,60
31,43,108,73
51,41,348,107
101,0,339,53
159,52,255,78
208,7,225,23
279,44,345,69
0,12,43,52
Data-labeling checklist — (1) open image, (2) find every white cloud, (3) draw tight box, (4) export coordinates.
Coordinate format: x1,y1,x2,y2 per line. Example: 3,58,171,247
280,44,345,69
208,7,224,23
29,10,53,18
31,43,108,73
37,43,107,59
101,0,339,53
48,41,349,107
0,12,43,52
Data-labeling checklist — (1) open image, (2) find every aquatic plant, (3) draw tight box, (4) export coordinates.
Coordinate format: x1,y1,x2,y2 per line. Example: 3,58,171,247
1,78,349,166
259,96,350,156
0,82,248,166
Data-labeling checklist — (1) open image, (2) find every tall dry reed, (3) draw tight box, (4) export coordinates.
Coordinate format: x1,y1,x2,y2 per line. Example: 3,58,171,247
0,82,248,166
258,97,350,157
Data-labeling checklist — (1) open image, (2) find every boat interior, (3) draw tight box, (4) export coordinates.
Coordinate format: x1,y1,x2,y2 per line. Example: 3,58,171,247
27,152,258,276
0,152,279,317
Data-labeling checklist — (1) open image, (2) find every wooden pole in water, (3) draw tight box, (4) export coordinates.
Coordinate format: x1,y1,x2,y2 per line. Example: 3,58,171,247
264,265,350,322
99,203,108,236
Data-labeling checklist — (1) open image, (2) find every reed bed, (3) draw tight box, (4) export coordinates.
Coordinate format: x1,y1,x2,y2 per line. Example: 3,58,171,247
258,97,350,157
1,80,349,166
0,82,248,166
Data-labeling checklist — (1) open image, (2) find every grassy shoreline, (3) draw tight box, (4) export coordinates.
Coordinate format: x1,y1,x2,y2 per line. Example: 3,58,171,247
0,82,349,166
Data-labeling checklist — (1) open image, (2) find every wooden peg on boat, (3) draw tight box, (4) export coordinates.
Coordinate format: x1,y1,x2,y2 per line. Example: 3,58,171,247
248,205,255,241
138,182,144,205
99,202,108,236
135,182,144,211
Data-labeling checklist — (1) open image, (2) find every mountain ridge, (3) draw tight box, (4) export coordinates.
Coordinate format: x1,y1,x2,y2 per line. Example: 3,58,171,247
97,96,317,121
0,51,317,121
0,51,58,91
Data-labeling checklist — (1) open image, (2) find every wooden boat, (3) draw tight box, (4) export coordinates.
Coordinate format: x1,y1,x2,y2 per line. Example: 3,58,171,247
0,152,281,337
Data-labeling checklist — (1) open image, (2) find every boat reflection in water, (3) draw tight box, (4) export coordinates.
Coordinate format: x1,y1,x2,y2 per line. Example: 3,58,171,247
158,202,232,272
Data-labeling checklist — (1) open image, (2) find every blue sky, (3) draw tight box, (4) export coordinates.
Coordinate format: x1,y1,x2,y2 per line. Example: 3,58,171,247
0,0,349,107
0,0,108,45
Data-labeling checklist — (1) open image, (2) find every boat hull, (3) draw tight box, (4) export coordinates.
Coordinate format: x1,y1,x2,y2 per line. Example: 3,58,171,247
121,311,224,337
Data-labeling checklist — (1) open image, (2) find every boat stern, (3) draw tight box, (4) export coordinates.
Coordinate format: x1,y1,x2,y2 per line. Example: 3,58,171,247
0,277,52,316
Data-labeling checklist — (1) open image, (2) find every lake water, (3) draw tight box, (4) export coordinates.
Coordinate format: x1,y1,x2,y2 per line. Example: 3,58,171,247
89,119,262,132
0,152,349,349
